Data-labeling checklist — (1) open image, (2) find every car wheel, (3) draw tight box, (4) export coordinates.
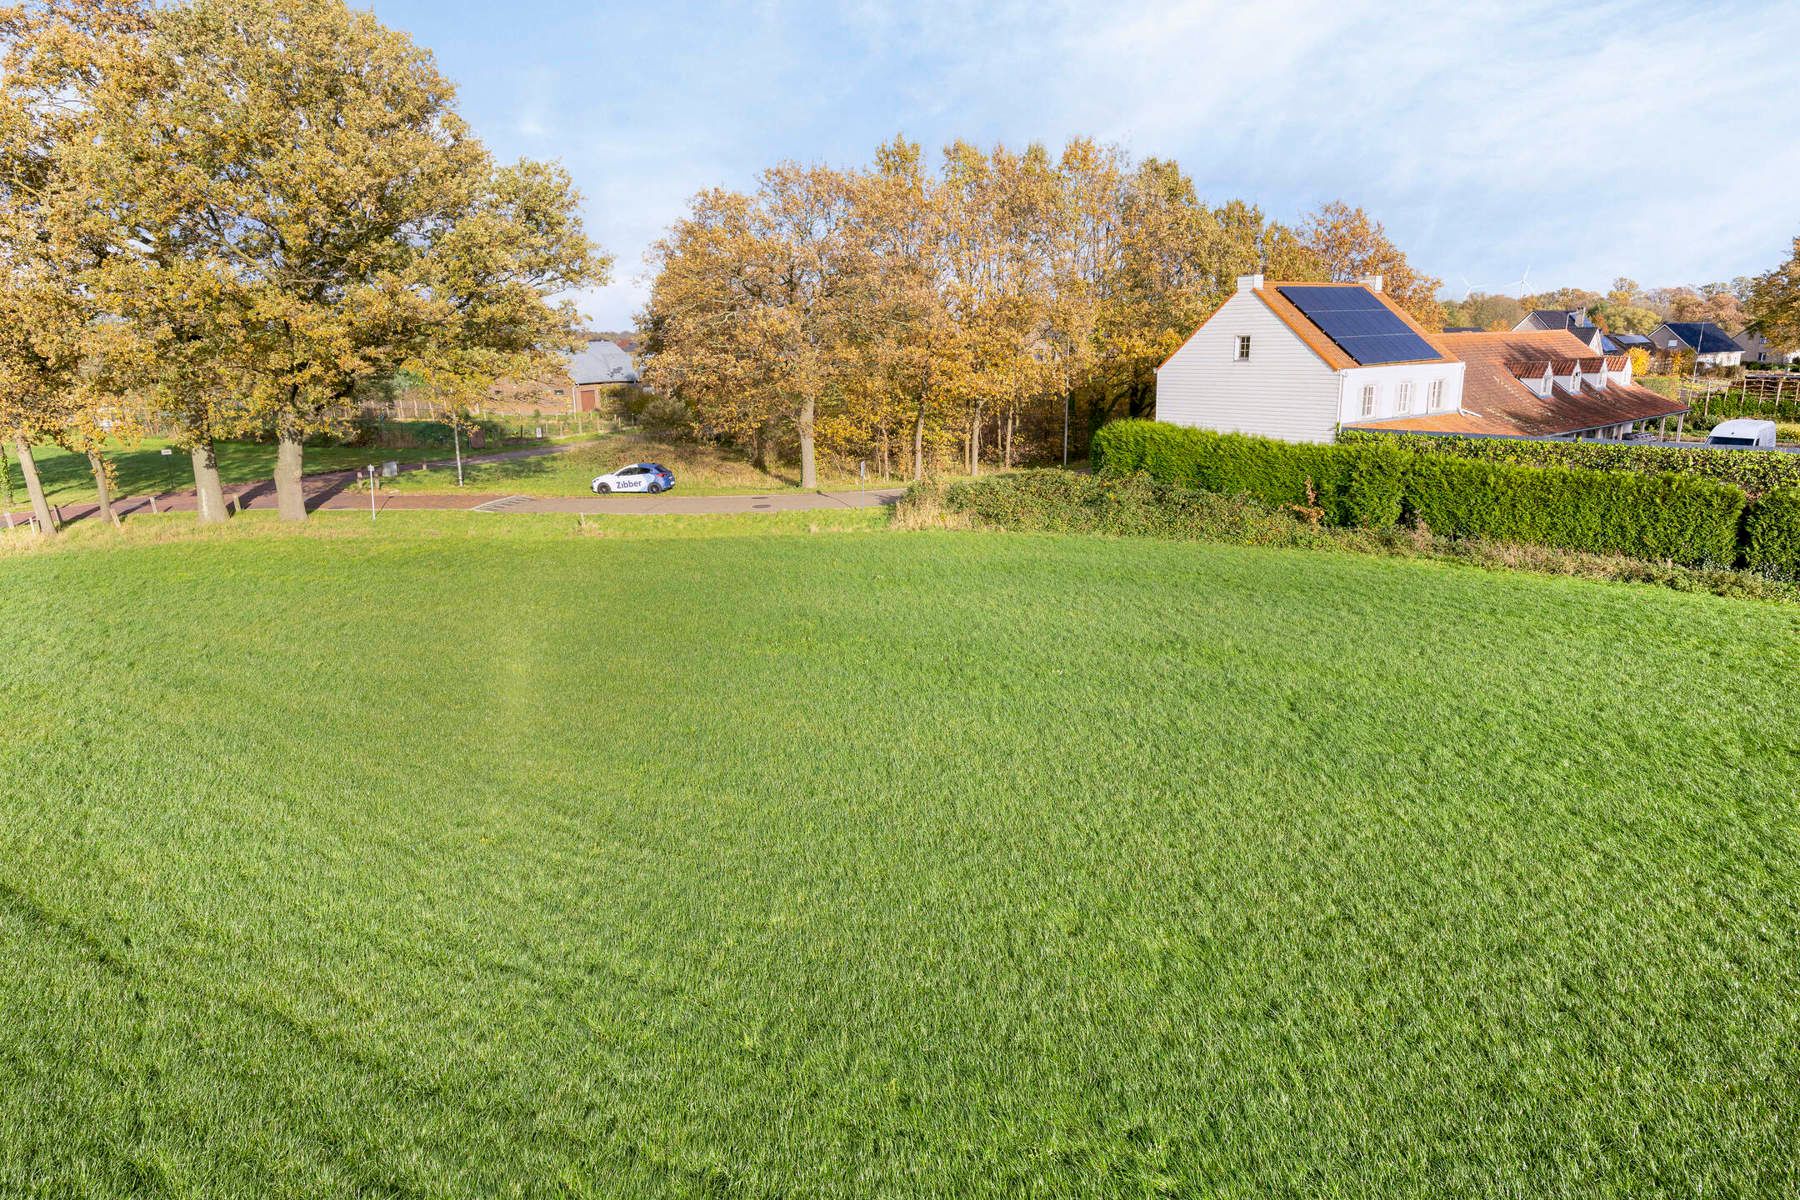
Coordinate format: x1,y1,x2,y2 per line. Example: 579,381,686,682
596,483,611,494
650,483,664,494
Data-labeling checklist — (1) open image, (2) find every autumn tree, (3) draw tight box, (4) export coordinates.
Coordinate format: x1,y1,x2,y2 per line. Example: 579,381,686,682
641,140,1446,474
644,165,856,490
1300,201,1444,327
842,137,951,479
408,158,604,484
80,0,600,522
0,0,153,533
1665,283,1748,331
1746,236,1800,352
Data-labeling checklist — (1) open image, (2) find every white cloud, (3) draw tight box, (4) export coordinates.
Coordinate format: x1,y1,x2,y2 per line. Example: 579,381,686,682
394,0,1800,325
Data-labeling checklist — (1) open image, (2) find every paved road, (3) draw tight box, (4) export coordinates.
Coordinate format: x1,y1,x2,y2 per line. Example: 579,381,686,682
471,489,905,515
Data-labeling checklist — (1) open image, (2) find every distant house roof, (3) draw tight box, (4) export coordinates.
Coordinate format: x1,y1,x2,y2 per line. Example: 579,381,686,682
1347,330,1685,438
567,339,639,385
1442,325,1484,333
1520,309,1580,331
1612,332,1654,348
1517,309,1612,352
1659,322,1741,355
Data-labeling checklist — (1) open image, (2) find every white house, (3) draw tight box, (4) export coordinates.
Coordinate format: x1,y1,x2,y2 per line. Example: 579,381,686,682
1651,322,1744,368
1155,275,1686,443
1155,275,1466,443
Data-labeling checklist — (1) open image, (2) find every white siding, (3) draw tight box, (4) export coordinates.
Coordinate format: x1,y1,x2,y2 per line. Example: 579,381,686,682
1155,292,1341,443
1335,362,1466,425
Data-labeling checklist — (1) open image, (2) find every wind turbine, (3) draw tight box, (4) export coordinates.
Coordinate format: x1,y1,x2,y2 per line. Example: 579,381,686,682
1512,266,1533,301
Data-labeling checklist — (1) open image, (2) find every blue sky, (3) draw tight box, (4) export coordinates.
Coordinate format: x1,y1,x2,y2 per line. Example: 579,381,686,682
367,0,1800,329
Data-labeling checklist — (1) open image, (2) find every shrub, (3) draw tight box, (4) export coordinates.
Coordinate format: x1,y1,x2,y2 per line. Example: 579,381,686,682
935,469,1349,549
1339,428,1800,495
1404,456,1743,567
1743,487,1800,578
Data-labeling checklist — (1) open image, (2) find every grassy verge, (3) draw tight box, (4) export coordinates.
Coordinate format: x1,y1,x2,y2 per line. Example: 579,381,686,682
3,436,570,508
375,431,899,497
4,516,1799,1195
3,431,904,509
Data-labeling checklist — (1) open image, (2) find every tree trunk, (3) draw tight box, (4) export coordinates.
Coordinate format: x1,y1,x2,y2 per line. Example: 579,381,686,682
88,449,116,526
751,423,769,471
912,404,926,481
797,396,817,490
12,437,56,535
274,425,307,522
969,403,983,477
191,442,228,524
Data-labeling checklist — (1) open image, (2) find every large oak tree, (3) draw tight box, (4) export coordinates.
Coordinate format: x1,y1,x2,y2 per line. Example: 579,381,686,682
79,0,602,521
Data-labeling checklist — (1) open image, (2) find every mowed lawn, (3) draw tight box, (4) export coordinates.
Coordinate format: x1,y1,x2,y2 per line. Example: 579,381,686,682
374,434,891,497
3,515,1798,1197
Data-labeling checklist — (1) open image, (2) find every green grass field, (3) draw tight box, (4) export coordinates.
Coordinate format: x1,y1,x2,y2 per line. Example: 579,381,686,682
374,433,891,497
4,514,1798,1196
4,437,482,508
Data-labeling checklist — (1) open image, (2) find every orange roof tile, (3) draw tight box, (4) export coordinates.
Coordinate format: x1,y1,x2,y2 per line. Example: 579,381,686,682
1417,331,1690,438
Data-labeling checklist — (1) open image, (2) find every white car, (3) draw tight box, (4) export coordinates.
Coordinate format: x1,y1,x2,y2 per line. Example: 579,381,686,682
1706,419,1777,450
590,462,676,494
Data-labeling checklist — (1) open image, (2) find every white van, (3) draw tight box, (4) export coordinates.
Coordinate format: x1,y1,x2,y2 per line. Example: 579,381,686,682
1706,419,1778,449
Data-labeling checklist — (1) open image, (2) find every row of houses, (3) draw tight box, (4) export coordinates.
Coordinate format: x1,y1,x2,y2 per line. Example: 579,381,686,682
1156,275,1689,444
1507,307,1797,369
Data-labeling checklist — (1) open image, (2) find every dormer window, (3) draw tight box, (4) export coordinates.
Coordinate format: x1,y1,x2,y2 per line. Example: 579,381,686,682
1361,385,1376,417
1396,382,1413,414
1427,379,1445,411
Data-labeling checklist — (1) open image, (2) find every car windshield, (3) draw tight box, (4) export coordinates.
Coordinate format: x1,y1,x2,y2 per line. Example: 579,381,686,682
1707,437,1759,447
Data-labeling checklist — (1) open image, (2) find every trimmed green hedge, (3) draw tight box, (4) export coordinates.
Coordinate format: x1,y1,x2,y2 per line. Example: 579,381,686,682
1405,456,1742,566
1744,488,1800,579
1089,420,1409,528
1338,428,1800,495
1092,420,1747,568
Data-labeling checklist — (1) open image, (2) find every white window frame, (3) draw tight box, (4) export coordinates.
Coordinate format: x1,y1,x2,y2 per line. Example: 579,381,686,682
1396,382,1413,414
1360,384,1376,418
1427,379,1445,411
1235,335,1252,362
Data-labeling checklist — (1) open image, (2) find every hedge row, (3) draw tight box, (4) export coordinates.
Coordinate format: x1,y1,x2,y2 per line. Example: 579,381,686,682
1091,419,1762,569
1337,427,1800,495
1404,456,1742,566
1743,487,1800,578
937,468,1346,547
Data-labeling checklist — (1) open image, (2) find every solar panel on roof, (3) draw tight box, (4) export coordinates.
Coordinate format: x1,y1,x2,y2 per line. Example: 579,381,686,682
1276,285,1441,366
